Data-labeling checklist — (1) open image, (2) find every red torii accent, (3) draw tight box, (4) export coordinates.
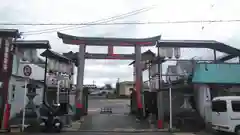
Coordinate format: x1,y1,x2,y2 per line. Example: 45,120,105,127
108,45,114,55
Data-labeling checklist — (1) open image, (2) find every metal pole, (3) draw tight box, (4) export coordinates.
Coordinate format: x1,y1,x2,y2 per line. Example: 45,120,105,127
42,55,48,104
57,80,60,105
169,82,172,131
157,47,164,129
148,62,151,91
76,45,86,119
22,79,28,132
134,45,144,118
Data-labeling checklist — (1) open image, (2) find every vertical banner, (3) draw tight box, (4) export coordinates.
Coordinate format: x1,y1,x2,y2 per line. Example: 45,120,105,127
0,38,15,130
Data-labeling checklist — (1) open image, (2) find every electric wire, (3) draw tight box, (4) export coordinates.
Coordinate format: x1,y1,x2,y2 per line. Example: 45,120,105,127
20,5,158,35
2,19,239,26
1,19,239,36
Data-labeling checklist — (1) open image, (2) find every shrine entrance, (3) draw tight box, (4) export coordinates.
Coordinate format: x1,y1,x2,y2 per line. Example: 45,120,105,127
58,32,161,130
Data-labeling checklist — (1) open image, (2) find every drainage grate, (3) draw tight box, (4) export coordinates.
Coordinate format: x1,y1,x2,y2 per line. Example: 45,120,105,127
100,107,113,114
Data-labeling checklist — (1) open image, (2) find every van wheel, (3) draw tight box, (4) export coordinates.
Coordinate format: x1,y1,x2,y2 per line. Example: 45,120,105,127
236,130,240,135
236,128,240,135
235,126,240,135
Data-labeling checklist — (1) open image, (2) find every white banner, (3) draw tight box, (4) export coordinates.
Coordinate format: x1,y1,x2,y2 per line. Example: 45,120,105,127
48,59,55,71
150,76,161,89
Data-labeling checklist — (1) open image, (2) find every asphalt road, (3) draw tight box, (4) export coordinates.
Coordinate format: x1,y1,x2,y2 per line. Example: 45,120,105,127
81,96,152,130
15,96,213,135
27,97,172,135
87,96,130,114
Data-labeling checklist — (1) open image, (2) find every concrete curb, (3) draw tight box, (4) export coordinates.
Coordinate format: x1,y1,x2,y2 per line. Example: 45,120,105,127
63,129,169,132
62,128,181,132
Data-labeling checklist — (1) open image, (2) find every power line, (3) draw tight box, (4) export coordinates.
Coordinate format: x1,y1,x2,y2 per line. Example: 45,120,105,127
4,19,240,36
23,5,156,34
21,5,157,35
2,19,240,26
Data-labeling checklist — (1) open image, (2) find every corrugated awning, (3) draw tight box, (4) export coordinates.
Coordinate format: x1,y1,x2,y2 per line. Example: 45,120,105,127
0,29,20,38
41,49,71,63
13,40,51,49
157,40,240,56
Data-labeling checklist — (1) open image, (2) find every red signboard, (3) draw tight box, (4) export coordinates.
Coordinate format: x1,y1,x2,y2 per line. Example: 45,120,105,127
0,38,15,130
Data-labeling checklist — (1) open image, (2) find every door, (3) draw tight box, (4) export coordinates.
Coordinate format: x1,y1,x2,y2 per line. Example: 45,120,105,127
211,100,228,127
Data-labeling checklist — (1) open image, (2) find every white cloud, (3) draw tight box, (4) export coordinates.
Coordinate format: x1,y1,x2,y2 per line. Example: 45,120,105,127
1,0,240,86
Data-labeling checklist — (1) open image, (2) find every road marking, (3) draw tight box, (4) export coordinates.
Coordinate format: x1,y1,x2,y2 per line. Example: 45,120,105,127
173,133,196,135
88,108,100,112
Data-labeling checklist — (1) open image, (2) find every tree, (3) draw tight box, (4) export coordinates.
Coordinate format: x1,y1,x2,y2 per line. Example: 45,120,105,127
104,83,112,90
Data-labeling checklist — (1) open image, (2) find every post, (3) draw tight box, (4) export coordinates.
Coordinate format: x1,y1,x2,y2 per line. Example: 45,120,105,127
76,45,86,119
157,47,164,129
42,56,48,103
57,81,61,105
134,45,144,118
169,81,172,131
22,79,28,132
148,62,151,91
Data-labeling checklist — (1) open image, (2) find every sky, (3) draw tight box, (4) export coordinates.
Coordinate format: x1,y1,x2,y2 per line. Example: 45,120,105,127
1,0,240,86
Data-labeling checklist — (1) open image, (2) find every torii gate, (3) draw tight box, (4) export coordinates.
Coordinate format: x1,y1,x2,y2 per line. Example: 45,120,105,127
57,32,161,119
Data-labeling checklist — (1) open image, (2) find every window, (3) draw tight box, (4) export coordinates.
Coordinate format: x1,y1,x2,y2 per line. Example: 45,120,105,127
232,101,240,112
212,100,227,112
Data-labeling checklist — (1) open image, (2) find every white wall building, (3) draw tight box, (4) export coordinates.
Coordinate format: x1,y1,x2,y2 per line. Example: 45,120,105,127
9,49,45,119
119,81,134,96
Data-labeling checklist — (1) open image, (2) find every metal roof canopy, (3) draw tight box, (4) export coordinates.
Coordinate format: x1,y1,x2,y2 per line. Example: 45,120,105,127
0,29,20,38
157,40,240,56
41,49,71,63
13,40,51,49
57,32,160,46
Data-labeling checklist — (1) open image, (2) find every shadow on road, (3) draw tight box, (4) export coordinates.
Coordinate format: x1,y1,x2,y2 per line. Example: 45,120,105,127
80,113,151,131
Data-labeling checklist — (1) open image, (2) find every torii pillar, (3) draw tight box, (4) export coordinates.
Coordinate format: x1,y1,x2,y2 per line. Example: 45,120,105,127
76,45,86,119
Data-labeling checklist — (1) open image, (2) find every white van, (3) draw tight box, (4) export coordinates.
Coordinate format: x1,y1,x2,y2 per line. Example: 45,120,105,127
212,96,240,134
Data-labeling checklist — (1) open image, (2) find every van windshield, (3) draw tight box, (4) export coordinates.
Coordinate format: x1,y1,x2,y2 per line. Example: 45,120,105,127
232,101,240,112
212,100,227,112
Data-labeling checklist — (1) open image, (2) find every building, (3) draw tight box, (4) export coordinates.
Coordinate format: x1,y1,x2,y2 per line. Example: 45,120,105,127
9,41,50,121
118,81,134,96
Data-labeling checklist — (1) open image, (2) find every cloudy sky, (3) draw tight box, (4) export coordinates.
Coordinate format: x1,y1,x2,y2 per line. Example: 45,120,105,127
1,0,240,86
